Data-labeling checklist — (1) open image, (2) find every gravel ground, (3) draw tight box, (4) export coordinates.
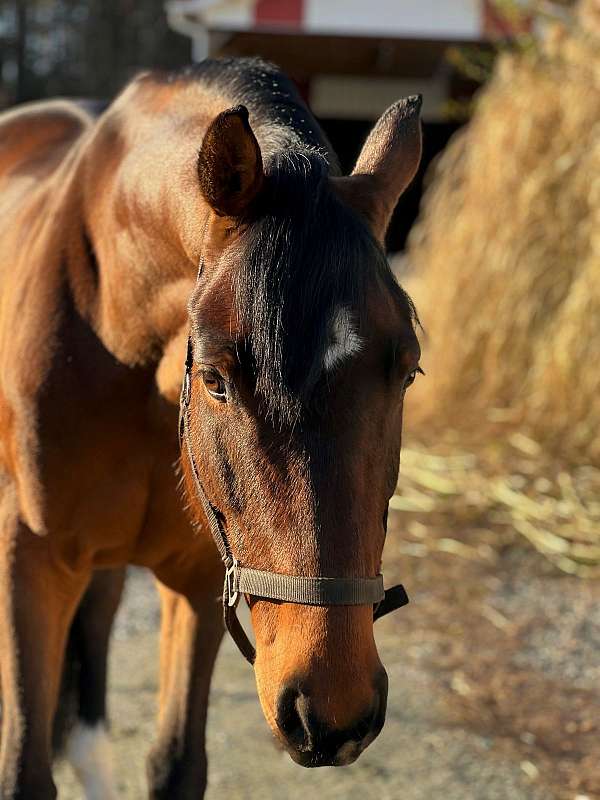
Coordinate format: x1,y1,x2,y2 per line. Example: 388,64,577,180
54,508,600,800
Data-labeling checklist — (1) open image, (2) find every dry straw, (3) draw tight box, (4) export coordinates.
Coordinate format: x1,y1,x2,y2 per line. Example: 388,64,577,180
397,1,600,574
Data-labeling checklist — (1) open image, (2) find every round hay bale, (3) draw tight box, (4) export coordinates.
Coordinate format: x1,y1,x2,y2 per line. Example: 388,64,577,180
405,2,600,463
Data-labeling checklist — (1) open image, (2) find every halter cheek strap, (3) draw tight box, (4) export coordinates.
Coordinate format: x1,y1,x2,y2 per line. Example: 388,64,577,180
179,338,409,666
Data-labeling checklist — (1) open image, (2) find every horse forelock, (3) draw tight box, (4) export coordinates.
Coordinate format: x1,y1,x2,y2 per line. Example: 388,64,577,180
228,149,411,426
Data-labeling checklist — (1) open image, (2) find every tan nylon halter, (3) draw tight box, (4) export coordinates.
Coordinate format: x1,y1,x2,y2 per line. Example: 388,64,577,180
179,337,409,665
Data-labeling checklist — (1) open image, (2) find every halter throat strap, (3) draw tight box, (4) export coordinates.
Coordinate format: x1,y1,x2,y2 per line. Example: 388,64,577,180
179,337,408,665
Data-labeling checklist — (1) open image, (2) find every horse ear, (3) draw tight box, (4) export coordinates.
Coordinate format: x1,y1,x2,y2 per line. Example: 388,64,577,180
342,96,423,243
197,105,264,217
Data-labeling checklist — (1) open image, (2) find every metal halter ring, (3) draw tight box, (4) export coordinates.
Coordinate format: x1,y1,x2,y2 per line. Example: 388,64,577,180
225,558,240,607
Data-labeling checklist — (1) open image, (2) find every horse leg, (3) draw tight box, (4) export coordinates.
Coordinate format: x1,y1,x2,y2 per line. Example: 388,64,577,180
0,522,89,799
146,581,223,800
64,567,126,800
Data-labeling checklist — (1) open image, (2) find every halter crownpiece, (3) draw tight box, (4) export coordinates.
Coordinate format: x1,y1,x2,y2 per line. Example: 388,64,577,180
179,337,409,665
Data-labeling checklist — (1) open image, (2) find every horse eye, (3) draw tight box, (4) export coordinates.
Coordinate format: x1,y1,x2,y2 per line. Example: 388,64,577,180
202,370,227,401
405,366,425,389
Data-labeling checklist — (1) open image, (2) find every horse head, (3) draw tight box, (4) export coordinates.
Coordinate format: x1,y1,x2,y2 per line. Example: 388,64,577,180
182,99,422,767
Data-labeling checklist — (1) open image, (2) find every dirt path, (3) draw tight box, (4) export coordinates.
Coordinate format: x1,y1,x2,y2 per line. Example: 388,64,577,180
54,508,600,799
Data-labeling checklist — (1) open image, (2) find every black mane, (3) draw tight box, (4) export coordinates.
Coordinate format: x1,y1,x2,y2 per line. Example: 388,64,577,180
158,56,337,170
235,148,385,425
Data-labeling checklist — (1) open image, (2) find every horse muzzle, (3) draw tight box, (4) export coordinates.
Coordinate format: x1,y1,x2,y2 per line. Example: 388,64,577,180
274,669,388,767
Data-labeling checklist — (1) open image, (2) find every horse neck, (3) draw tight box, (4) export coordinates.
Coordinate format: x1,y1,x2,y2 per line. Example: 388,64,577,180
68,91,215,401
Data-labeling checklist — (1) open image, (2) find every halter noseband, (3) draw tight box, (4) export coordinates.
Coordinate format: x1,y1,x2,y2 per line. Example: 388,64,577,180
179,337,409,665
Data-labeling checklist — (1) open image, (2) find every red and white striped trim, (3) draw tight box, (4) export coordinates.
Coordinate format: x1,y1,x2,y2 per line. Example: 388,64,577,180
167,0,532,41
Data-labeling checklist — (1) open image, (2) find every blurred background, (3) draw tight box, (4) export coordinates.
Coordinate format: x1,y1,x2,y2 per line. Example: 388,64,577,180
2,1,599,798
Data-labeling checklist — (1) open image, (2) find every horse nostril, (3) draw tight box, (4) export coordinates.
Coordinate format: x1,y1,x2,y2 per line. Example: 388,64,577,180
275,677,388,767
371,669,388,734
276,686,309,750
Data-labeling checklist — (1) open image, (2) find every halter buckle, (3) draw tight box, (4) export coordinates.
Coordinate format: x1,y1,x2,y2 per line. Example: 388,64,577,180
225,558,240,607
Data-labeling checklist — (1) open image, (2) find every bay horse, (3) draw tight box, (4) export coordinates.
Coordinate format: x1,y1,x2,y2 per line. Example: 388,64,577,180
0,57,422,798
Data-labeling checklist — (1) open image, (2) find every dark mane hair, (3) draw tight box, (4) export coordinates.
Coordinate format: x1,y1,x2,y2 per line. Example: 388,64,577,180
154,56,338,170
233,148,411,426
